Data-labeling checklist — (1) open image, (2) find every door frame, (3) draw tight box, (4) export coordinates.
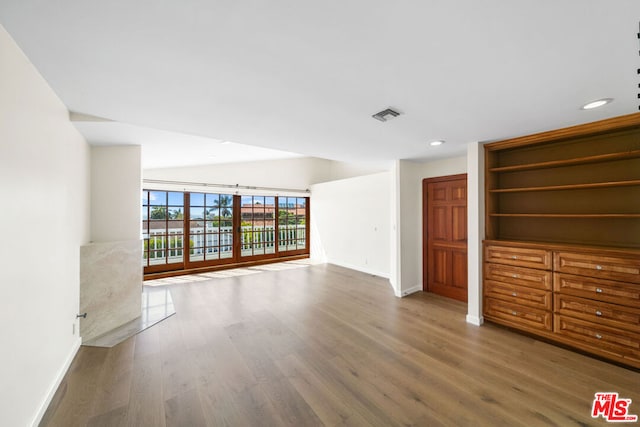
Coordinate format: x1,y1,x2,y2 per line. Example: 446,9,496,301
422,173,468,295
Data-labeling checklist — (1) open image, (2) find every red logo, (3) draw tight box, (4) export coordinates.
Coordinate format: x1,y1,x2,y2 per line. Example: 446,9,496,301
592,392,638,422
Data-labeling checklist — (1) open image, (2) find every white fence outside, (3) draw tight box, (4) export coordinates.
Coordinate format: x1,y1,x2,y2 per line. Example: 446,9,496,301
144,225,306,264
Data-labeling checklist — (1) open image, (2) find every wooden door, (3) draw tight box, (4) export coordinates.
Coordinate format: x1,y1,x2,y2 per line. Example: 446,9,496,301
423,174,468,302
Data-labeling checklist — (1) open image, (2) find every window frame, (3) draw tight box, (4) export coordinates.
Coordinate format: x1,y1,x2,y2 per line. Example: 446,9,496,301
142,190,186,274
142,190,310,276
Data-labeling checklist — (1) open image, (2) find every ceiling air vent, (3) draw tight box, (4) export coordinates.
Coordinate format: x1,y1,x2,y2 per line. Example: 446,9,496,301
372,108,400,122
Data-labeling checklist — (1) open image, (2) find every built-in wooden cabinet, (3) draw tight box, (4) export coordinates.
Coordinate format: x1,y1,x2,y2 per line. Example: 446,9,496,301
484,242,554,334
483,113,640,369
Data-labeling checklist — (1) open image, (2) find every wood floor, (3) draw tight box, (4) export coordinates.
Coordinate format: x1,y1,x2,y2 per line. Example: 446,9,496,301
41,263,640,426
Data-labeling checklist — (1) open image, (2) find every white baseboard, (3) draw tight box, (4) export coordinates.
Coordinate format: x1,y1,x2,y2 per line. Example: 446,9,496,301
466,314,484,326
327,259,390,279
31,337,81,427
399,284,422,297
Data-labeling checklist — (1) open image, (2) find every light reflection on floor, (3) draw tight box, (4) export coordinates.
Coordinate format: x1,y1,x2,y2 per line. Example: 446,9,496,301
145,259,318,287
83,285,176,347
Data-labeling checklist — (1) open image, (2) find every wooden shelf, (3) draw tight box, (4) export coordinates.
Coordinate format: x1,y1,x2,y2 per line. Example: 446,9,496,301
485,113,640,248
483,114,640,369
489,213,640,218
489,179,640,193
489,149,640,173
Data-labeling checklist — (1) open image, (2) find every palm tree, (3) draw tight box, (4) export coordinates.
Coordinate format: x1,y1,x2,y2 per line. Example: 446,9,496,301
216,195,232,217
205,194,233,228
150,206,166,219
169,208,183,220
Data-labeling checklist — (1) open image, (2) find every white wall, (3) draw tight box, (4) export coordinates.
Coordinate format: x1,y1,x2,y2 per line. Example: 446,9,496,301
143,157,383,193
311,172,390,278
466,142,485,325
389,162,401,295
83,145,142,342
415,156,468,181
0,25,90,427
396,160,421,295
395,156,467,296
90,145,141,242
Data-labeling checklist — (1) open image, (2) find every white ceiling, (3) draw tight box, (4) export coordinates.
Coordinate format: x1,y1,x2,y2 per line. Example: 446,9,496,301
72,118,302,169
1,1,639,167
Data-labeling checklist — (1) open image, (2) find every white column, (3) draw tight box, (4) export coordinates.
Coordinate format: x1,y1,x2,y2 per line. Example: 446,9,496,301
81,145,143,340
389,161,402,296
466,141,485,325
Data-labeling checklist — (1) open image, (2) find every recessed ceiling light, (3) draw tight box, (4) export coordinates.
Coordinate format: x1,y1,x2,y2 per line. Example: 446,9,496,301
429,140,445,146
581,98,613,110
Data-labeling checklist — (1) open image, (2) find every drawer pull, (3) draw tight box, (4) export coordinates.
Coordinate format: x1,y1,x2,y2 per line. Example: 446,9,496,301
511,256,518,260
595,288,603,293
596,265,603,270
511,311,517,316
595,310,602,316
512,274,518,278
512,292,517,297
595,334,602,339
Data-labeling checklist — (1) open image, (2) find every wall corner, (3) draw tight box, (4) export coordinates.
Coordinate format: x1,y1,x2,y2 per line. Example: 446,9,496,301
466,141,485,325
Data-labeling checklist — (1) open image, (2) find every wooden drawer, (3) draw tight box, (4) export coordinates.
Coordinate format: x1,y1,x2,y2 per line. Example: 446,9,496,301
484,244,551,270
485,263,552,290
554,273,640,308
484,297,552,332
554,315,640,361
554,294,640,333
484,280,551,310
554,251,640,284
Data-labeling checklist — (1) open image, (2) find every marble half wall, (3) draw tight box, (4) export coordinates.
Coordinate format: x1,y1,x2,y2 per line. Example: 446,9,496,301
80,239,142,342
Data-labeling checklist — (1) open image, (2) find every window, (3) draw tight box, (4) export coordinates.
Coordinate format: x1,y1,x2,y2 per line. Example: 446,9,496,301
142,191,185,269
142,191,309,275
189,193,234,263
278,197,307,252
240,195,277,257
